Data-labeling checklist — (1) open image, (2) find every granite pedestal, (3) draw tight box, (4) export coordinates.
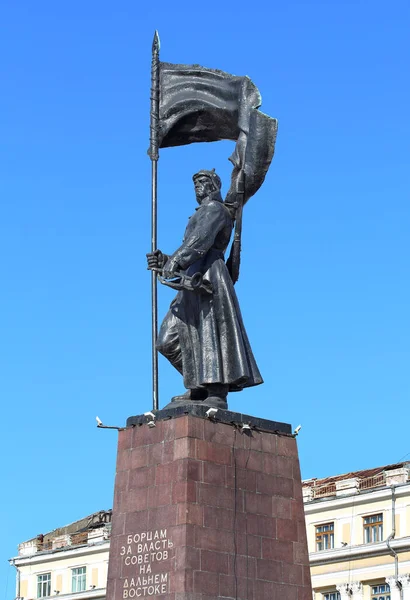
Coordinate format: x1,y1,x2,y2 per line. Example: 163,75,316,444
106,406,312,600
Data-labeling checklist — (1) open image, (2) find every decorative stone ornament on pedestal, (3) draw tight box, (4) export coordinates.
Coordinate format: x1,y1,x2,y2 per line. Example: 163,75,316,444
106,406,312,600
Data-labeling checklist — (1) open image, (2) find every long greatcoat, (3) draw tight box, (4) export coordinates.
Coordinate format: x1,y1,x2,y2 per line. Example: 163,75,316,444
159,196,263,391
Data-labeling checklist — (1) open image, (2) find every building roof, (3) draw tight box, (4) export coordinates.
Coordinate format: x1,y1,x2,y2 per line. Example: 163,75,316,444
303,462,410,502
303,462,409,488
17,509,112,556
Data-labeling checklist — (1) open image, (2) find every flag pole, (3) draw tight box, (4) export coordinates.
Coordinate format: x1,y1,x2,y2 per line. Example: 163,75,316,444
149,31,160,411
227,169,245,284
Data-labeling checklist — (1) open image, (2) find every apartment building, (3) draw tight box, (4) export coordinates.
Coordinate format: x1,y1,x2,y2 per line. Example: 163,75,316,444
303,462,410,600
10,510,112,600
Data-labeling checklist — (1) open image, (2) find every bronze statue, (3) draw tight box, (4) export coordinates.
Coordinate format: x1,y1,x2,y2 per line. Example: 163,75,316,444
147,169,262,408
147,32,277,410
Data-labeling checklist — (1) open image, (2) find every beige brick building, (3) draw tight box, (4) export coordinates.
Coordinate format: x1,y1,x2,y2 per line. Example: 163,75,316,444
10,462,410,600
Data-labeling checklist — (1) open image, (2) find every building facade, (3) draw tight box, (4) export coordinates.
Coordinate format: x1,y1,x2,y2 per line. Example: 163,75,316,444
303,462,410,600
10,463,410,600
10,511,111,600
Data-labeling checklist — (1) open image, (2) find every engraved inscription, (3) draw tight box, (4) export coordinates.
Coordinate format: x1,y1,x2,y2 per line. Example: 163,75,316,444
121,530,173,597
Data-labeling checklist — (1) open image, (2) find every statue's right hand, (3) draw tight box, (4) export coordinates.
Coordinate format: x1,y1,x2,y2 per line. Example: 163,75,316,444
146,249,165,271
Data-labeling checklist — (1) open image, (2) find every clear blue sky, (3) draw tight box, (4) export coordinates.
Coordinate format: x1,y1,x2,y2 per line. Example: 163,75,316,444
1,0,409,594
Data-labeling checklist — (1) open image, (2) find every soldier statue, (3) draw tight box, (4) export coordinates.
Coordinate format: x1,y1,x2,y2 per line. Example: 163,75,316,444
147,169,262,409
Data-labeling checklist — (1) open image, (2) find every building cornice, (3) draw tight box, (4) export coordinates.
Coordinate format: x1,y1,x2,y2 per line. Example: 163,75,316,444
312,560,410,584
39,588,106,600
10,542,110,567
310,536,410,565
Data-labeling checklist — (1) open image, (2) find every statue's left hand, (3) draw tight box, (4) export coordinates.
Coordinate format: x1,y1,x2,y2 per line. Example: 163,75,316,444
162,257,179,279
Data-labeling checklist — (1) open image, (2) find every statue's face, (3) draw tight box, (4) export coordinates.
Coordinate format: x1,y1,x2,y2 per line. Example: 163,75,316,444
194,175,213,204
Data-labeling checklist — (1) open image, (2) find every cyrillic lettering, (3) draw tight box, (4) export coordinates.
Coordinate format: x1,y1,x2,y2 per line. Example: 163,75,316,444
122,530,172,595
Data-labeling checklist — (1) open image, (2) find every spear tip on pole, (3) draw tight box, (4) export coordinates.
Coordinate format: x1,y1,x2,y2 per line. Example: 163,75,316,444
152,30,160,54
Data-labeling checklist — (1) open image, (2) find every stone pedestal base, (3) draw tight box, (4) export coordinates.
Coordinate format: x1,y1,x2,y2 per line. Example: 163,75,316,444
106,407,312,600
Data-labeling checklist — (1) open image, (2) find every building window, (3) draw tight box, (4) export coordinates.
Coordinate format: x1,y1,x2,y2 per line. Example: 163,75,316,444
371,584,390,600
363,514,383,543
324,593,341,600
72,567,87,592
37,573,51,598
316,522,334,551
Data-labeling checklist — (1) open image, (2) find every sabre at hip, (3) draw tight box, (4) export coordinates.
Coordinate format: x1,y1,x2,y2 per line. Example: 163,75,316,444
146,250,212,294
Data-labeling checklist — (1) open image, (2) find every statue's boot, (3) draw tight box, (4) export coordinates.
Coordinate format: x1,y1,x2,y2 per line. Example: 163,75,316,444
204,384,229,409
170,388,208,403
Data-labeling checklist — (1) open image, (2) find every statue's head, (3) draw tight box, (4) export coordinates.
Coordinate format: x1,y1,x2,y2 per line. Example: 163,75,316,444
193,169,222,204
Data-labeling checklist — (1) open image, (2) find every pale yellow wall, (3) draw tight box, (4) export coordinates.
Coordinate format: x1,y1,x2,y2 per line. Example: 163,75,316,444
101,558,109,589
311,552,410,576
311,552,410,595
405,504,410,532
342,522,350,544
20,580,28,598
305,485,410,597
305,489,410,553
18,546,110,597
